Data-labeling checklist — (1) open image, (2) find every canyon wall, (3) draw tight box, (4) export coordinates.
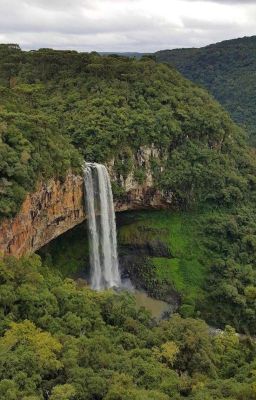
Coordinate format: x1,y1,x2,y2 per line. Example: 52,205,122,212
0,174,85,257
0,147,172,257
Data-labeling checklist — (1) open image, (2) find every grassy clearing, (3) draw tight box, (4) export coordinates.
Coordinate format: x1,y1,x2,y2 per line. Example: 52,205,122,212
118,210,210,304
39,209,213,308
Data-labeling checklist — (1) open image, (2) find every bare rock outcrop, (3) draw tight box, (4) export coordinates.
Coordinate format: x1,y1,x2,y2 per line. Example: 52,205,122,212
0,147,172,257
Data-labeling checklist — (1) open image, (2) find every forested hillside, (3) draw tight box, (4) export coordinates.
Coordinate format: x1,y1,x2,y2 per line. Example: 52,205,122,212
0,43,252,218
1,255,256,400
155,36,256,143
2,43,256,399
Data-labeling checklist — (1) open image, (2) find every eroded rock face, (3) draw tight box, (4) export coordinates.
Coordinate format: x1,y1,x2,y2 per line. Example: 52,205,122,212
111,145,171,211
0,174,85,257
0,148,172,257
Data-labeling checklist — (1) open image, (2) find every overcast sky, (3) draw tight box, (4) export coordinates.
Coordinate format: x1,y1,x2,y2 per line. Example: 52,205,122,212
1,0,256,52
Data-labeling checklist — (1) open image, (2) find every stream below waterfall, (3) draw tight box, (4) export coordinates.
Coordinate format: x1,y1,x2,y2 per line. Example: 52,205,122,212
73,270,170,320
133,290,171,319
39,164,172,321
120,278,171,320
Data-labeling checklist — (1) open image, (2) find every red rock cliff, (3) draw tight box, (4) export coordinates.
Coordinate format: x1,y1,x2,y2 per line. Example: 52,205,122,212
0,147,171,257
0,174,85,257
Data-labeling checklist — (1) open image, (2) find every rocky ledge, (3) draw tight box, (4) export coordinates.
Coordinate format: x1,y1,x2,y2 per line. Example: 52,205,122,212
0,148,172,257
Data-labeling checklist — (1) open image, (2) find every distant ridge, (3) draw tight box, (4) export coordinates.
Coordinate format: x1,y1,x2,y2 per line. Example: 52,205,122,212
155,35,256,143
99,51,144,59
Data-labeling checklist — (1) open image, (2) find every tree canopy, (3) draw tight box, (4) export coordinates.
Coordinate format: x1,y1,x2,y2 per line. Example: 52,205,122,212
0,254,256,399
0,43,254,217
155,35,256,144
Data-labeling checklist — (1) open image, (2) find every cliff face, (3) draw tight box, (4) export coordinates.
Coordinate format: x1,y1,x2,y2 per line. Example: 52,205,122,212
0,148,171,257
0,174,85,257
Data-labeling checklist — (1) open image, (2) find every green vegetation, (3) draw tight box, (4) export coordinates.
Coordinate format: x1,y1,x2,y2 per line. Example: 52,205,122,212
155,35,256,143
118,207,256,334
0,43,254,218
1,254,256,400
2,42,256,396
118,211,207,306
39,205,256,335
39,210,206,318
201,205,256,334
38,223,90,277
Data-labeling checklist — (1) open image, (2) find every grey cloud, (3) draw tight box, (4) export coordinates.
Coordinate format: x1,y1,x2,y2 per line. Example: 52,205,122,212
23,0,94,10
0,0,255,52
187,0,256,3
0,0,174,38
22,0,137,10
0,6,167,36
181,17,241,31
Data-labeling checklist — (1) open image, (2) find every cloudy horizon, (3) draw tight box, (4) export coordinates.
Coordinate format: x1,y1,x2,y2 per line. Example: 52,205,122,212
1,0,256,52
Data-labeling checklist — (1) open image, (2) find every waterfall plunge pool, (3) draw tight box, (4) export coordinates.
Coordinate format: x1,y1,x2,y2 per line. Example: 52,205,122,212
75,275,171,320
133,290,171,320
38,216,172,321
39,163,173,321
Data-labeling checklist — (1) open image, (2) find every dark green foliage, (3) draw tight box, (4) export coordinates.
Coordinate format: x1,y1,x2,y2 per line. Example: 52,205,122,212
0,43,254,218
199,206,256,334
0,254,256,399
2,43,256,395
117,206,256,335
155,35,256,143
38,222,90,278
0,46,83,218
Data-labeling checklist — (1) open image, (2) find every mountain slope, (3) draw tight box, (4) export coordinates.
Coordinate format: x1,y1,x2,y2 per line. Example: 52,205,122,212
155,36,256,143
0,44,252,219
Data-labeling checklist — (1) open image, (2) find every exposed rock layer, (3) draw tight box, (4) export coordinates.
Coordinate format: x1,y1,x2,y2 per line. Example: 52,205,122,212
0,174,85,257
0,172,170,257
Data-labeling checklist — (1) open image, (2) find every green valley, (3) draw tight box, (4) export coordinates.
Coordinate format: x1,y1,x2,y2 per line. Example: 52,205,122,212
1,41,256,400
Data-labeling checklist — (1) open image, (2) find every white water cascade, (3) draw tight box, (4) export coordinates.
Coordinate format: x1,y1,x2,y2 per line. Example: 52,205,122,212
83,163,121,290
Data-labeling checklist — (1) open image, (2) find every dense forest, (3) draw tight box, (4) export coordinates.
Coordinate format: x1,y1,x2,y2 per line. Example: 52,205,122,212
2,43,256,399
0,43,252,217
155,36,256,143
1,254,256,400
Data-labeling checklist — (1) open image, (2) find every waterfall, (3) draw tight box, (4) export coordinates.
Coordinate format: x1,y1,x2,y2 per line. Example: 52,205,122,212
83,162,121,290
